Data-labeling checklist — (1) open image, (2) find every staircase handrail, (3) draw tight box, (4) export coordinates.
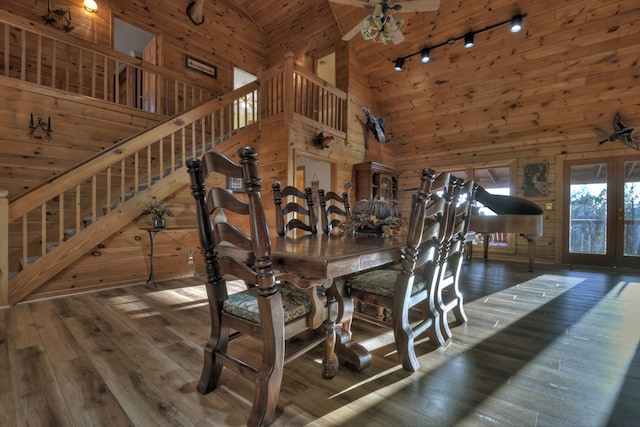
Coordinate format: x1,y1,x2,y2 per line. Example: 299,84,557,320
9,82,258,222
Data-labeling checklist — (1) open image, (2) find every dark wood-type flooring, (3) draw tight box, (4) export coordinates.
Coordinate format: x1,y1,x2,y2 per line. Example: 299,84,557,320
2,260,639,426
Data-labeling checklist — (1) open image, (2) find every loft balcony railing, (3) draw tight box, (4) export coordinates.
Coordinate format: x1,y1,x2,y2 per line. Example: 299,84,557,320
0,9,218,116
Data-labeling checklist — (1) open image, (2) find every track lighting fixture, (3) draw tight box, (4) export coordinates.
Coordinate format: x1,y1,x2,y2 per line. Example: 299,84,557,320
394,57,405,71
391,13,526,71
420,48,431,63
463,32,475,48
510,14,523,33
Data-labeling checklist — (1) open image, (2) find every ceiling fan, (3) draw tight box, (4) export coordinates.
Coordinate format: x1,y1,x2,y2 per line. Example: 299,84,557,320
330,0,440,45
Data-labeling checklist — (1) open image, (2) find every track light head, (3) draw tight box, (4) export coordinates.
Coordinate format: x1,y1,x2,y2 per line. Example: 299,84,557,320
464,32,474,48
510,14,523,33
420,48,431,63
394,57,405,71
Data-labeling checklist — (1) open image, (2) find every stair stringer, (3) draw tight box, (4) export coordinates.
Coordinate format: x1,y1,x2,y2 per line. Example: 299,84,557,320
8,171,191,305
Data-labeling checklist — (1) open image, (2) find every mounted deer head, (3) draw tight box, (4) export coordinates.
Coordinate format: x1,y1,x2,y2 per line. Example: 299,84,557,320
186,0,204,25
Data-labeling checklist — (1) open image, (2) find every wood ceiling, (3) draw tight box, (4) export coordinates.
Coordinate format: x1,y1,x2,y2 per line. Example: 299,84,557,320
221,1,638,156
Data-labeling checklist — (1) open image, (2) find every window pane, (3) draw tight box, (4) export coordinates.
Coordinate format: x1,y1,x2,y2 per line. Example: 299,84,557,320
473,167,510,216
473,166,510,247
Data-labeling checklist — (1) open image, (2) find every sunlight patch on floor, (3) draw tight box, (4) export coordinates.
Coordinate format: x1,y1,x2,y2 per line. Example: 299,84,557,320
458,278,640,426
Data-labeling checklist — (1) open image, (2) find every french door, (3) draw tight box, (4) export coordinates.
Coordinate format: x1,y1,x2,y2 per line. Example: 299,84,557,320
563,155,640,268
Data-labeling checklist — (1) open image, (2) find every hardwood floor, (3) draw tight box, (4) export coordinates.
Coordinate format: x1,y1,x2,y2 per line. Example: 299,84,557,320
2,260,639,426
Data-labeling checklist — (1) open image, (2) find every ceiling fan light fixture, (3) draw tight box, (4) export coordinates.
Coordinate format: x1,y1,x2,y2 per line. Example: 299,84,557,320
464,32,475,48
420,48,431,63
394,57,405,71
510,14,523,33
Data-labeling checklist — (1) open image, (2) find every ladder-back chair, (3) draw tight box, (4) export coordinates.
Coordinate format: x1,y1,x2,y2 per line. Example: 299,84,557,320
436,178,476,341
345,169,452,371
187,146,336,426
272,183,318,236
318,189,351,233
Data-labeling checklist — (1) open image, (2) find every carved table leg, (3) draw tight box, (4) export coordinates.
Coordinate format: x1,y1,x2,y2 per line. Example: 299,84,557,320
327,279,372,371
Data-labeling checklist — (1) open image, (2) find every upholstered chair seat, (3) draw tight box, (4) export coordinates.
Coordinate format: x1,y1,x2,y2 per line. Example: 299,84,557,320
224,285,327,323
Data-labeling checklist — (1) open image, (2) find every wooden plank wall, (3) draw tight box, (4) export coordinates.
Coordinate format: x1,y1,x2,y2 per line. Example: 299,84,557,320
379,0,640,265
0,79,162,201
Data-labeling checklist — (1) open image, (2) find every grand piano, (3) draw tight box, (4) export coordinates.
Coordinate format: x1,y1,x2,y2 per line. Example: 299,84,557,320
468,185,543,271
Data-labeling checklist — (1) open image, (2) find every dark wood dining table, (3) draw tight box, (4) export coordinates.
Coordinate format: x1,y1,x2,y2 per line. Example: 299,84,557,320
270,233,405,371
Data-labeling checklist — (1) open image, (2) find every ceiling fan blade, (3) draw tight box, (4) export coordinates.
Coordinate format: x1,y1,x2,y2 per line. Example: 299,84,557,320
397,0,440,12
342,18,366,41
329,0,374,7
391,30,405,44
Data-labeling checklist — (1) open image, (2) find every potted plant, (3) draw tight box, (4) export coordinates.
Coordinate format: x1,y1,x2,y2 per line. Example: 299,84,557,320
144,200,172,228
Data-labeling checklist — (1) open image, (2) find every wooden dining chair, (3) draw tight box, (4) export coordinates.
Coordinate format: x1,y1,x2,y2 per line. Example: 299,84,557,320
187,146,336,426
272,182,318,236
318,189,351,233
345,168,453,372
436,178,477,341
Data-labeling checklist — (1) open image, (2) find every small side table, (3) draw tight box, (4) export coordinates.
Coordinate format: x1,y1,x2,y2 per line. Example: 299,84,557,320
140,226,196,287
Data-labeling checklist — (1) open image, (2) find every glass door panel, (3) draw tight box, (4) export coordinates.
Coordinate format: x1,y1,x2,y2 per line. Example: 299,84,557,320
568,163,608,255
563,156,640,269
618,159,640,266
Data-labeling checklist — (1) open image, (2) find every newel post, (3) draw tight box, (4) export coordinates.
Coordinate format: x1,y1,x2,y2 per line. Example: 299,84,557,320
0,189,8,307
283,51,294,126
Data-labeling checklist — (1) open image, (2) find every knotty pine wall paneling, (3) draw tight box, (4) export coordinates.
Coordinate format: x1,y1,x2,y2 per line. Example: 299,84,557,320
0,79,162,200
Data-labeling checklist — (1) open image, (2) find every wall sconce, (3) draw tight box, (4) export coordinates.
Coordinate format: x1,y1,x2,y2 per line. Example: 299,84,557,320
43,1,73,32
84,0,98,13
29,113,52,139
392,13,526,71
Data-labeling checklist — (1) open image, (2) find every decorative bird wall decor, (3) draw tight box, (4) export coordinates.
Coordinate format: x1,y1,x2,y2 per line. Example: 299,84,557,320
312,132,334,150
594,112,638,150
363,106,391,145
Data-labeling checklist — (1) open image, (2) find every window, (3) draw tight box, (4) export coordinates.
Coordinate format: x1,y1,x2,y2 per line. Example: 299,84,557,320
451,165,513,248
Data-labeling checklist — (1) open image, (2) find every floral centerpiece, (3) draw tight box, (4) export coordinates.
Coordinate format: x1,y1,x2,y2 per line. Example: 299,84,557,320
144,200,172,228
337,198,406,237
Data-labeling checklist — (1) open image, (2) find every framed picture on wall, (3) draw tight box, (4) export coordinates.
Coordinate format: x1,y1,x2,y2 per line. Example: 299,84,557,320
523,162,548,197
227,177,244,192
184,54,217,79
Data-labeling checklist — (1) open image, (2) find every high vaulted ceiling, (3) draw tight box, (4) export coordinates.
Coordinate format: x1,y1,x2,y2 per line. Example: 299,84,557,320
222,1,638,157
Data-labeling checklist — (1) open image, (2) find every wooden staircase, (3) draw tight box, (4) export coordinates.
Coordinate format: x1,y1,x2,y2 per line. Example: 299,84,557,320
1,49,348,306
6,82,259,304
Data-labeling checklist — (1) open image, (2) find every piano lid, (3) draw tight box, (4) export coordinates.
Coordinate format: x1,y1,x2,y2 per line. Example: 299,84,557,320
474,185,543,215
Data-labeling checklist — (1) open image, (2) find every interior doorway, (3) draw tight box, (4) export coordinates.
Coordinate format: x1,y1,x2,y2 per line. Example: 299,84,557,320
112,18,158,112
562,155,640,268
316,52,335,86
233,68,257,128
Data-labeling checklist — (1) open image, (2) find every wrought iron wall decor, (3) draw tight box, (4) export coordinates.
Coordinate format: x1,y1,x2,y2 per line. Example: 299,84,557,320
29,113,53,139
43,1,73,32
